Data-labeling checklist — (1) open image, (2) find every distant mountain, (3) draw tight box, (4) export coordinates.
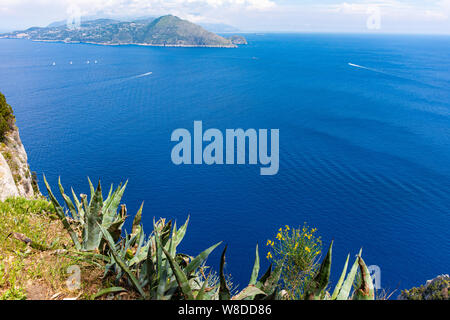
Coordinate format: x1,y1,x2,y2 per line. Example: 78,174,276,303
0,15,246,48
47,18,120,28
199,23,240,33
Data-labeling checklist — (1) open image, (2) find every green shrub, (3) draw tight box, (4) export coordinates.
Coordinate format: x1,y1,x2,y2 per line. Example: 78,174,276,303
0,92,15,140
400,276,449,300
266,224,322,299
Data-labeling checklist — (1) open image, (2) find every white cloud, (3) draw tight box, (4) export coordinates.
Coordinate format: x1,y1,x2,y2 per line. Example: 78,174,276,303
327,0,449,21
0,0,449,33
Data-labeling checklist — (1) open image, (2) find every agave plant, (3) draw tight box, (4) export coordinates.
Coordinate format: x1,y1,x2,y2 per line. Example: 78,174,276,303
44,176,130,252
304,241,375,300
164,244,284,300
99,215,223,300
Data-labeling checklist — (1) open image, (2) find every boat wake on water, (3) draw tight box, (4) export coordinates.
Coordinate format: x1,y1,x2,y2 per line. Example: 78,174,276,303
133,72,153,78
348,63,381,73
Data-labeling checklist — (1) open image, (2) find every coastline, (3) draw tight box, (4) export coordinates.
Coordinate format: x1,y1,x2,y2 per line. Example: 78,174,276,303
0,38,239,48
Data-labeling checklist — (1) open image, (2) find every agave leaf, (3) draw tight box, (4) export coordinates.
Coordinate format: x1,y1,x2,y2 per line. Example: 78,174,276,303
336,249,362,300
153,225,164,292
98,223,147,298
173,216,190,248
80,194,90,246
103,183,119,212
219,245,231,300
195,275,210,300
129,240,150,266
71,187,85,223
92,287,126,300
83,181,103,251
132,202,144,235
162,246,194,300
146,238,157,296
261,261,283,296
232,285,266,300
87,177,96,204
107,216,126,243
102,181,128,229
331,253,350,300
256,264,272,289
156,238,172,300
58,178,80,221
353,256,375,300
130,228,146,263
305,240,333,300
43,175,81,250
160,220,172,246
185,242,222,277
249,244,260,286
106,184,113,201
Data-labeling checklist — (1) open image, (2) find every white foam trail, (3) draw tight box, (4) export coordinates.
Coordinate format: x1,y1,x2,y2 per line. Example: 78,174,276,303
348,62,390,76
134,72,153,78
348,63,370,70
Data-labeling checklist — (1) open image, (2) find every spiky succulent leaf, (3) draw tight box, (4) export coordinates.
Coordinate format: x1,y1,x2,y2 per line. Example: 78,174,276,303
185,242,222,277
92,287,126,299
58,178,80,221
83,181,103,251
98,223,147,299
336,249,362,300
70,187,85,223
219,246,231,300
353,256,375,300
43,175,81,250
132,202,144,235
173,216,190,248
102,181,128,229
232,285,266,300
256,264,272,289
87,177,95,204
195,276,210,300
259,261,283,298
162,246,194,300
249,244,260,286
305,240,333,300
331,253,350,300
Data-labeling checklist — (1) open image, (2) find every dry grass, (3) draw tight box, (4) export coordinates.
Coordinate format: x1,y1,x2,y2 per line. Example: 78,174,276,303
0,197,105,300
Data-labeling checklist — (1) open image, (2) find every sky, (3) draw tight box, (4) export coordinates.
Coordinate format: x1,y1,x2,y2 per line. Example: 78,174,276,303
0,0,449,34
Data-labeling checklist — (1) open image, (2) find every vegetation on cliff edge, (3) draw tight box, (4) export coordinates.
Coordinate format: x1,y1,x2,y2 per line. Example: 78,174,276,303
0,92,15,141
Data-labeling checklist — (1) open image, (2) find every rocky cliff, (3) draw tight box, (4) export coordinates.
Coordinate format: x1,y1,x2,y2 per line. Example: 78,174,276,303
0,93,38,201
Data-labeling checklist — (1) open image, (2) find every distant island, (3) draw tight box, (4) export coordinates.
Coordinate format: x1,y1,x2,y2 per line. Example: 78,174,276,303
0,15,247,48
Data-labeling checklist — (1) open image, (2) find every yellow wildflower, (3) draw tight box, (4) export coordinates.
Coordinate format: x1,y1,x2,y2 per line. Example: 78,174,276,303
266,252,273,260
305,246,311,253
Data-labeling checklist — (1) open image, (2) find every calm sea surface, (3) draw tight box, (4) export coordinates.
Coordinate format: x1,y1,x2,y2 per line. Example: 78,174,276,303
0,34,449,292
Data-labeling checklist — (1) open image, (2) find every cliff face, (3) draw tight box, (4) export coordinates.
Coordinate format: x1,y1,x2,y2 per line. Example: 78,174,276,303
0,151,19,200
0,125,36,200
0,92,37,201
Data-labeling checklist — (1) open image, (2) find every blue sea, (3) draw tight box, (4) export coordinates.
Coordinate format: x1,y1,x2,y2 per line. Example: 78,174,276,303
0,34,449,293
